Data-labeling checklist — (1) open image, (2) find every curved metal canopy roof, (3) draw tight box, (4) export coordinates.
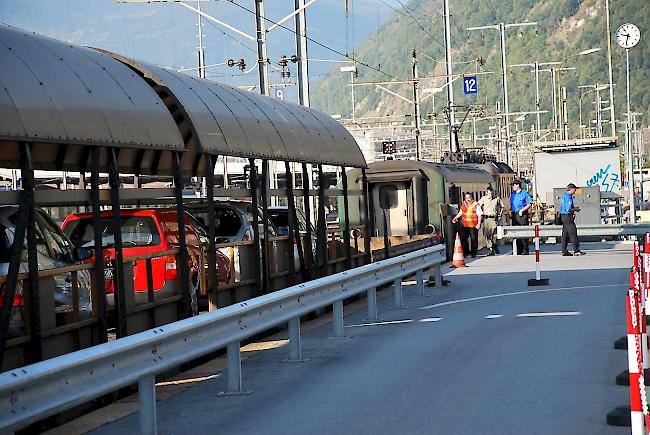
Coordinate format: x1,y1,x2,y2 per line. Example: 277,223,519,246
100,51,366,168
0,24,185,174
0,24,366,174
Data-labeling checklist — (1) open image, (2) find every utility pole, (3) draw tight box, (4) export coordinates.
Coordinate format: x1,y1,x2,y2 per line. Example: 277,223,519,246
294,0,310,106
442,0,456,153
467,21,536,164
496,101,502,161
561,87,568,140
551,68,558,138
510,61,560,141
196,0,206,78
605,0,616,138
255,0,270,96
625,47,636,222
534,62,540,141
412,49,422,160
595,83,603,137
632,113,643,204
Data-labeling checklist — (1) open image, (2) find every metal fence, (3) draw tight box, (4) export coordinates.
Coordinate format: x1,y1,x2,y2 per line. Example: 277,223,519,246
497,224,650,256
497,224,650,239
0,244,445,434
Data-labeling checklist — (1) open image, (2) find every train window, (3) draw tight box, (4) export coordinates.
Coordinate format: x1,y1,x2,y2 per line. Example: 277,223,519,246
379,185,399,209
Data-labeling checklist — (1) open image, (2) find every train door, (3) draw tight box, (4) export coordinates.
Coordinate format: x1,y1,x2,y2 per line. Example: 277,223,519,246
373,182,409,236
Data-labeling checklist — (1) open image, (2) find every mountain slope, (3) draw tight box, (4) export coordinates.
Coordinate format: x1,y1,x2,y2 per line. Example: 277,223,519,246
311,0,649,134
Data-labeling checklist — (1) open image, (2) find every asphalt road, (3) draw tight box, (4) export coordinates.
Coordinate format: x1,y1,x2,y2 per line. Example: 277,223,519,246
90,243,632,435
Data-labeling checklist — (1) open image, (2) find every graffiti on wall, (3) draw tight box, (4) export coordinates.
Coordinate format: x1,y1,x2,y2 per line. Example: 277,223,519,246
586,163,620,192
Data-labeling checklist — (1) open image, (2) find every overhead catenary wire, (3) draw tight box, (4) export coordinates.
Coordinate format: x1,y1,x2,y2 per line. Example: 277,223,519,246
223,0,403,82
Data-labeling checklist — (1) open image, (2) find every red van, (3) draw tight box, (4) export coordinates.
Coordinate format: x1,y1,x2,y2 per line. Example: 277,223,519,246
62,209,230,315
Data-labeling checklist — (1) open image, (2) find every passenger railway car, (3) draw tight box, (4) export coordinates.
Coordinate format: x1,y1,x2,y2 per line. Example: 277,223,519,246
345,160,497,238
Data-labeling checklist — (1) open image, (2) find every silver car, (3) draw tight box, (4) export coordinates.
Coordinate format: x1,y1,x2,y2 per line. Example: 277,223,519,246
0,206,92,337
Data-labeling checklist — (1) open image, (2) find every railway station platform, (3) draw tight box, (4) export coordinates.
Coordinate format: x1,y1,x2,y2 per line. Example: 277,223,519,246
52,242,631,435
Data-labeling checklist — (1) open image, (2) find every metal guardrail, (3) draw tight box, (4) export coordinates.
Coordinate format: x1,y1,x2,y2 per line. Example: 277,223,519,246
497,224,650,240
0,244,445,434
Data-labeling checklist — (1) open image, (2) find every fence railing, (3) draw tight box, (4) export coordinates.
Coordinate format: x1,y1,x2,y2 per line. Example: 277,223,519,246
0,244,445,434
497,224,650,240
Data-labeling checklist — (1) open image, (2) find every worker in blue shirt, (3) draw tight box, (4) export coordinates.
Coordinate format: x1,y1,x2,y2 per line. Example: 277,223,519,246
509,180,532,255
560,183,585,256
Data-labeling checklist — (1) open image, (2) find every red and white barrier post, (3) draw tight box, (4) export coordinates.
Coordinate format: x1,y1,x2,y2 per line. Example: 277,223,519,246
627,269,645,433
527,224,549,286
644,233,650,307
628,266,650,433
636,243,649,376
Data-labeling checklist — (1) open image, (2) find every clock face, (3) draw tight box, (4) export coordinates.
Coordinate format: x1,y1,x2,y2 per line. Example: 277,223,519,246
615,23,640,49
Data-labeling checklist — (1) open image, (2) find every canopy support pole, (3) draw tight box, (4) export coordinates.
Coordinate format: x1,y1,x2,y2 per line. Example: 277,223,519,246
261,160,271,293
91,146,108,343
301,163,315,279
108,147,127,338
172,152,192,318
205,154,219,311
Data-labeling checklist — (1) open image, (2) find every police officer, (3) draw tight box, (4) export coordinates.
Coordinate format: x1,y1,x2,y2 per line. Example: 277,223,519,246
509,180,532,255
452,192,482,258
478,186,504,255
560,183,585,256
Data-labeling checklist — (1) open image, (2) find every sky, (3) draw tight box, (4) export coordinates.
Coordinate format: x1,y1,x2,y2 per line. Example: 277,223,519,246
0,0,395,103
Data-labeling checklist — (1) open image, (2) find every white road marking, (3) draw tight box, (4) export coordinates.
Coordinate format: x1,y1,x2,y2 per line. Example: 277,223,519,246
419,283,625,310
485,314,503,319
517,311,580,317
346,319,413,328
419,317,442,323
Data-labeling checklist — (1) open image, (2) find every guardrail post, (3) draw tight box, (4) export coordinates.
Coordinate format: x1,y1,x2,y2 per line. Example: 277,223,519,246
433,263,442,288
393,278,405,308
367,287,379,322
332,300,345,337
512,239,518,256
286,317,305,362
219,341,251,396
138,376,157,435
416,269,425,297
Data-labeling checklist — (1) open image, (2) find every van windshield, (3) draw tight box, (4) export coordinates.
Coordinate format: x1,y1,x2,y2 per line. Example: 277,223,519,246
64,216,161,249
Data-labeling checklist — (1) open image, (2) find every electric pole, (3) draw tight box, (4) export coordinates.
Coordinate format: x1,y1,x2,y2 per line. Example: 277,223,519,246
255,0,270,96
196,0,206,79
412,49,422,160
467,21,536,164
294,0,310,106
605,0,616,138
442,0,456,153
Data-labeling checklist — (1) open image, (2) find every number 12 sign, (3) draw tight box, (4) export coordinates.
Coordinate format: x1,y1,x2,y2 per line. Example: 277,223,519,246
463,75,478,95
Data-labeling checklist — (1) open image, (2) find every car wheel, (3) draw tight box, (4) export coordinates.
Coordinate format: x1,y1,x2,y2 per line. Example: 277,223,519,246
191,274,200,316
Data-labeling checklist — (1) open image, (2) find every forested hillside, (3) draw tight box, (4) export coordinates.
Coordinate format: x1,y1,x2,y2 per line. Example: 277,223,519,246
312,0,649,134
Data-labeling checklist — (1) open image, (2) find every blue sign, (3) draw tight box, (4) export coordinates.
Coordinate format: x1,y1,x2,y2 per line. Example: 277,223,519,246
274,88,284,101
463,75,478,95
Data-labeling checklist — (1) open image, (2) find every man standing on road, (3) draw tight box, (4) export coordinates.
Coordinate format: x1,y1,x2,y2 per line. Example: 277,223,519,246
452,193,482,258
509,180,532,255
560,183,585,256
478,186,504,256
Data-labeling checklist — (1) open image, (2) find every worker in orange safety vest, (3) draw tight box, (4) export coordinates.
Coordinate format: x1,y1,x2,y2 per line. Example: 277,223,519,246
451,192,483,258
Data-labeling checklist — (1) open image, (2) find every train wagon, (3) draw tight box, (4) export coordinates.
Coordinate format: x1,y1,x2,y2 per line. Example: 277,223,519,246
344,160,496,238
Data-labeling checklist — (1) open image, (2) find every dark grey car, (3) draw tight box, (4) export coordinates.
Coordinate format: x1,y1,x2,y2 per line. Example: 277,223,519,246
0,206,92,336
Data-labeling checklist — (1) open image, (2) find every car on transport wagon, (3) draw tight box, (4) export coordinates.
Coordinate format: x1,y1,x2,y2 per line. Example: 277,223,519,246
62,209,230,316
0,206,93,337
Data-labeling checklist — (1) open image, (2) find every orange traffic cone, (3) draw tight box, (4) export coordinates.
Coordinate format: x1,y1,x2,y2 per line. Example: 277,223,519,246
450,233,466,268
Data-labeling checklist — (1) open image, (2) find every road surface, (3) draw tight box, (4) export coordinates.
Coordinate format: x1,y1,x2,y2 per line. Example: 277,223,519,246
89,242,632,435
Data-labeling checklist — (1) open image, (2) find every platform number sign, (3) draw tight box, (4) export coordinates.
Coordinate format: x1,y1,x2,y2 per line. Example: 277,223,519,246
463,75,478,95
